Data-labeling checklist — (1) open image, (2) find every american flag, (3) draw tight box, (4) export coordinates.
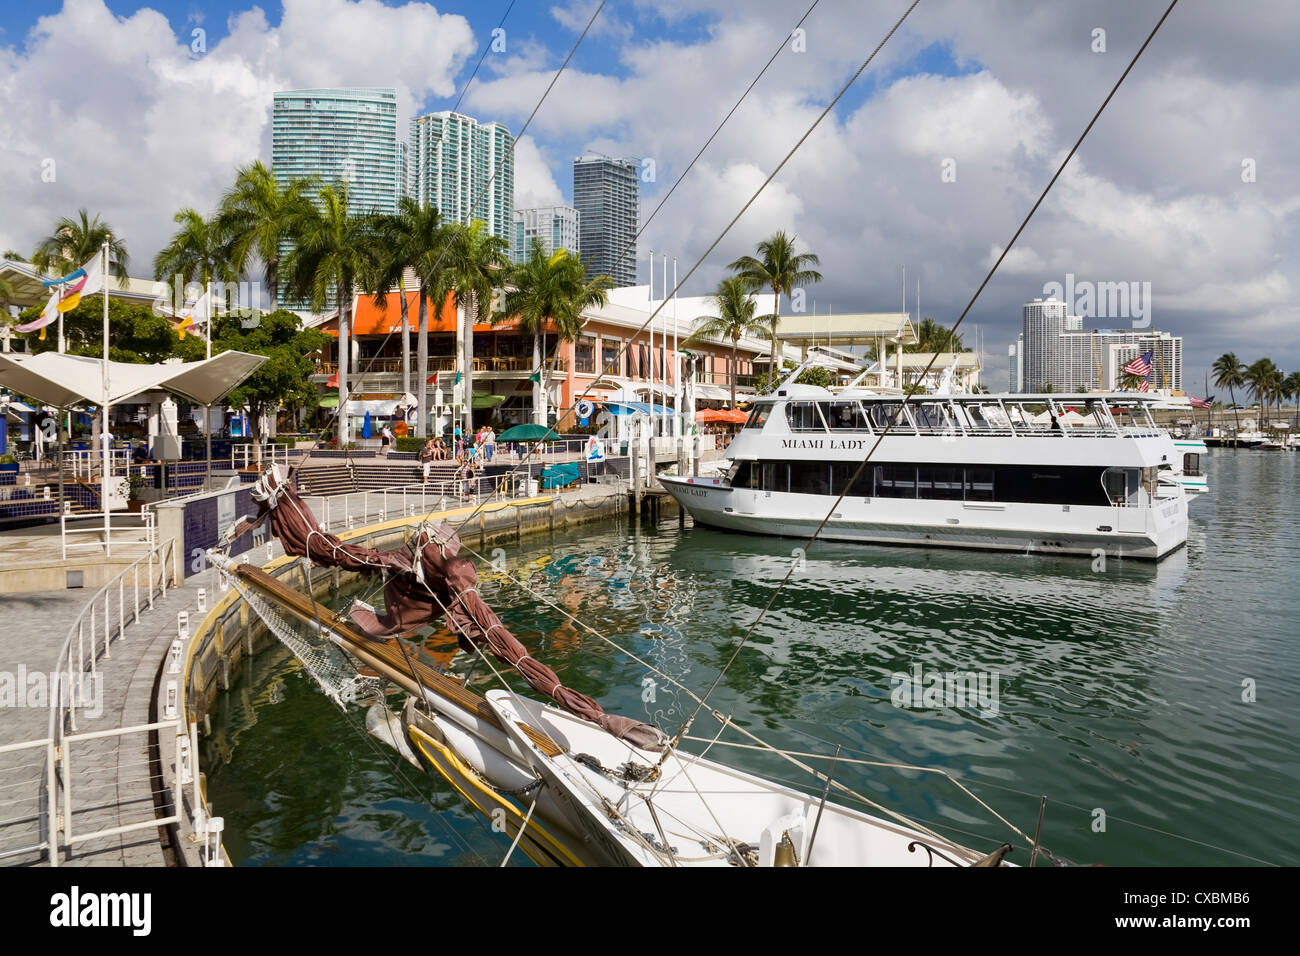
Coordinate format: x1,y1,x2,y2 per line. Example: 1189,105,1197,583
1123,349,1154,377
1137,379,1150,392
1190,396,1213,409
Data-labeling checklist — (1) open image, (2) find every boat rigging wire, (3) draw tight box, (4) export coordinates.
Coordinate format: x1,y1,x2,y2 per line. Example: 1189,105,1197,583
666,0,1183,776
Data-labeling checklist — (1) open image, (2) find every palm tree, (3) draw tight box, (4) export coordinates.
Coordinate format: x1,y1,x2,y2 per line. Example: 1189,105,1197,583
30,209,130,283
1212,353,1246,438
442,221,510,437
495,241,614,425
908,316,967,353
283,183,378,447
1245,358,1281,432
728,230,822,375
371,199,455,437
1118,372,1146,391
153,207,233,302
1283,371,1300,431
218,161,317,310
682,275,771,407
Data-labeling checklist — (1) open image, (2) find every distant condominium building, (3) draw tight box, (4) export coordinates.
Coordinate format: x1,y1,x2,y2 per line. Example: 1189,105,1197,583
272,88,400,309
511,205,580,263
1020,297,1071,391
1061,329,1183,392
1012,295,1183,393
409,111,514,240
573,155,639,286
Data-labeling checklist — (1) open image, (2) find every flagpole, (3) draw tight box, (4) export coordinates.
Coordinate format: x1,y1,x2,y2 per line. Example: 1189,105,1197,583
102,239,111,557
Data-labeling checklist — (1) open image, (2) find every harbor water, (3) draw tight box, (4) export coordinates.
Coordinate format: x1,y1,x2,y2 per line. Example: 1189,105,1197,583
205,450,1299,866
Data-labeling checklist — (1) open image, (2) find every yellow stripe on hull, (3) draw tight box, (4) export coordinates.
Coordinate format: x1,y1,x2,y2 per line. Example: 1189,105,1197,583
407,725,584,868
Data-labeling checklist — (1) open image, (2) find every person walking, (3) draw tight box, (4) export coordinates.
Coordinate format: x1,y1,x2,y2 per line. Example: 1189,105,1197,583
484,426,495,462
380,422,395,456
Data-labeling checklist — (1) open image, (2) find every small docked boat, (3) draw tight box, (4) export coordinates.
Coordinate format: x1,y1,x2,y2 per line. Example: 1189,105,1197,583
660,362,1189,561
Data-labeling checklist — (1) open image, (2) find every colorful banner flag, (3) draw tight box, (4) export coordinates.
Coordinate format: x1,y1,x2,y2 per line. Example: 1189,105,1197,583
16,254,105,338
173,291,210,339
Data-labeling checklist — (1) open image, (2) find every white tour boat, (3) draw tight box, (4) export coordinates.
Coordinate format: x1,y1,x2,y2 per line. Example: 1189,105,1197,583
661,365,1189,561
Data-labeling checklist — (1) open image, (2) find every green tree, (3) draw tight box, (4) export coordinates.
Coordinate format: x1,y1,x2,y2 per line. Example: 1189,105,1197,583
283,183,379,447
728,230,822,376
495,241,613,425
795,365,835,388
1244,358,1281,431
1283,371,1300,430
212,310,329,443
443,221,510,435
30,210,130,283
1212,353,1246,437
218,161,317,310
907,317,968,353
371,198,453,436
682,275,771,407
153,207,234,300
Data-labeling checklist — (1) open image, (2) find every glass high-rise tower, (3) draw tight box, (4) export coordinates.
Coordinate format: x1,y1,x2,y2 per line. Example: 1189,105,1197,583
573,155,639,286
409,111,514,240
271,88,400,309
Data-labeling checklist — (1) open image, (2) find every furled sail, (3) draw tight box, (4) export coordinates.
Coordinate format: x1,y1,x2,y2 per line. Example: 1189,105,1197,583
224,466,668,752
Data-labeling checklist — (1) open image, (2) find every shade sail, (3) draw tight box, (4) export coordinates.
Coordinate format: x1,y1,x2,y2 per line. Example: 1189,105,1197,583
0,350,268,408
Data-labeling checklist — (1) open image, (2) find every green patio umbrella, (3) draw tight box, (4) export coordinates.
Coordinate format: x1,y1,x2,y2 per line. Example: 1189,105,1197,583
497,423,560,442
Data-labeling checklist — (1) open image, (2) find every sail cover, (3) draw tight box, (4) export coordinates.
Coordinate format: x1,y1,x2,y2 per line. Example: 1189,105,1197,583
226,467,668,752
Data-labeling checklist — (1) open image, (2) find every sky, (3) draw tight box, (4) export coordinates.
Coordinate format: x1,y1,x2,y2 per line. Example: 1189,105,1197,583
2,0,1297,392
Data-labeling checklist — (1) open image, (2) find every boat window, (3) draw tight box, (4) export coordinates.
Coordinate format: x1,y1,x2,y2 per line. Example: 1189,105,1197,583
731,461,758,489
786,402,827,432
761,462,788,493
873,465,917,498
1183,452,1200,475
866,403,916,434
966,467,995,501
919,466,964,500
789,462,830,495
744,405,772,430
913,402,948,432
818,401,871,431
830,462,873,497
1101,467,1137,506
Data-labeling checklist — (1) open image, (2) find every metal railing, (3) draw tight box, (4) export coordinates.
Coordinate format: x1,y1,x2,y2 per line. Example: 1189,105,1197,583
299,475,541,534
230,443,294,469
0,538,185,866
59,509,158,560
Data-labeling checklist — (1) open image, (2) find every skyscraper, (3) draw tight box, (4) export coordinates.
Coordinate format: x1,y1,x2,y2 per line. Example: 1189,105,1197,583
272,88,399,309
409,111,514,239
511,205,580,263
573,154,639,286
1021,297,1069,391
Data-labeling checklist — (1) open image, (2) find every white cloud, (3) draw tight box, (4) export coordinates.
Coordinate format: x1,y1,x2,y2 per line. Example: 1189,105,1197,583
0,0,475,270
512,136,565,209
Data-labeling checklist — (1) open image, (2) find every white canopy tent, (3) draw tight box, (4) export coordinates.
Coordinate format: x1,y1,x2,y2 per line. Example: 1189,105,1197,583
0,350,267,408
0,349,267,553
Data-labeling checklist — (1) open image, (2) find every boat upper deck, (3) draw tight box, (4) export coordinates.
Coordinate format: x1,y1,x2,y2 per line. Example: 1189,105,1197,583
741,388,1167,441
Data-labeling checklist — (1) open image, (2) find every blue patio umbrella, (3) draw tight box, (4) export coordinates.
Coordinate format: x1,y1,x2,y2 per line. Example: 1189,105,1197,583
362,410,373,439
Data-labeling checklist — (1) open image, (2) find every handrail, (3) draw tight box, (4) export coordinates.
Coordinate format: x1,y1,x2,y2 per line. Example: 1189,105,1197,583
48,536,178,743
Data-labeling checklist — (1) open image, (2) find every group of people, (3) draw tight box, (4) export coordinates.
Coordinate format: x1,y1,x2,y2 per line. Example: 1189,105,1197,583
416,425,500,492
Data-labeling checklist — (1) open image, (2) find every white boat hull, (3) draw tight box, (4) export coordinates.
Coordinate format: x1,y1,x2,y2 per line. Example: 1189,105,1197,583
660,475,1187,561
